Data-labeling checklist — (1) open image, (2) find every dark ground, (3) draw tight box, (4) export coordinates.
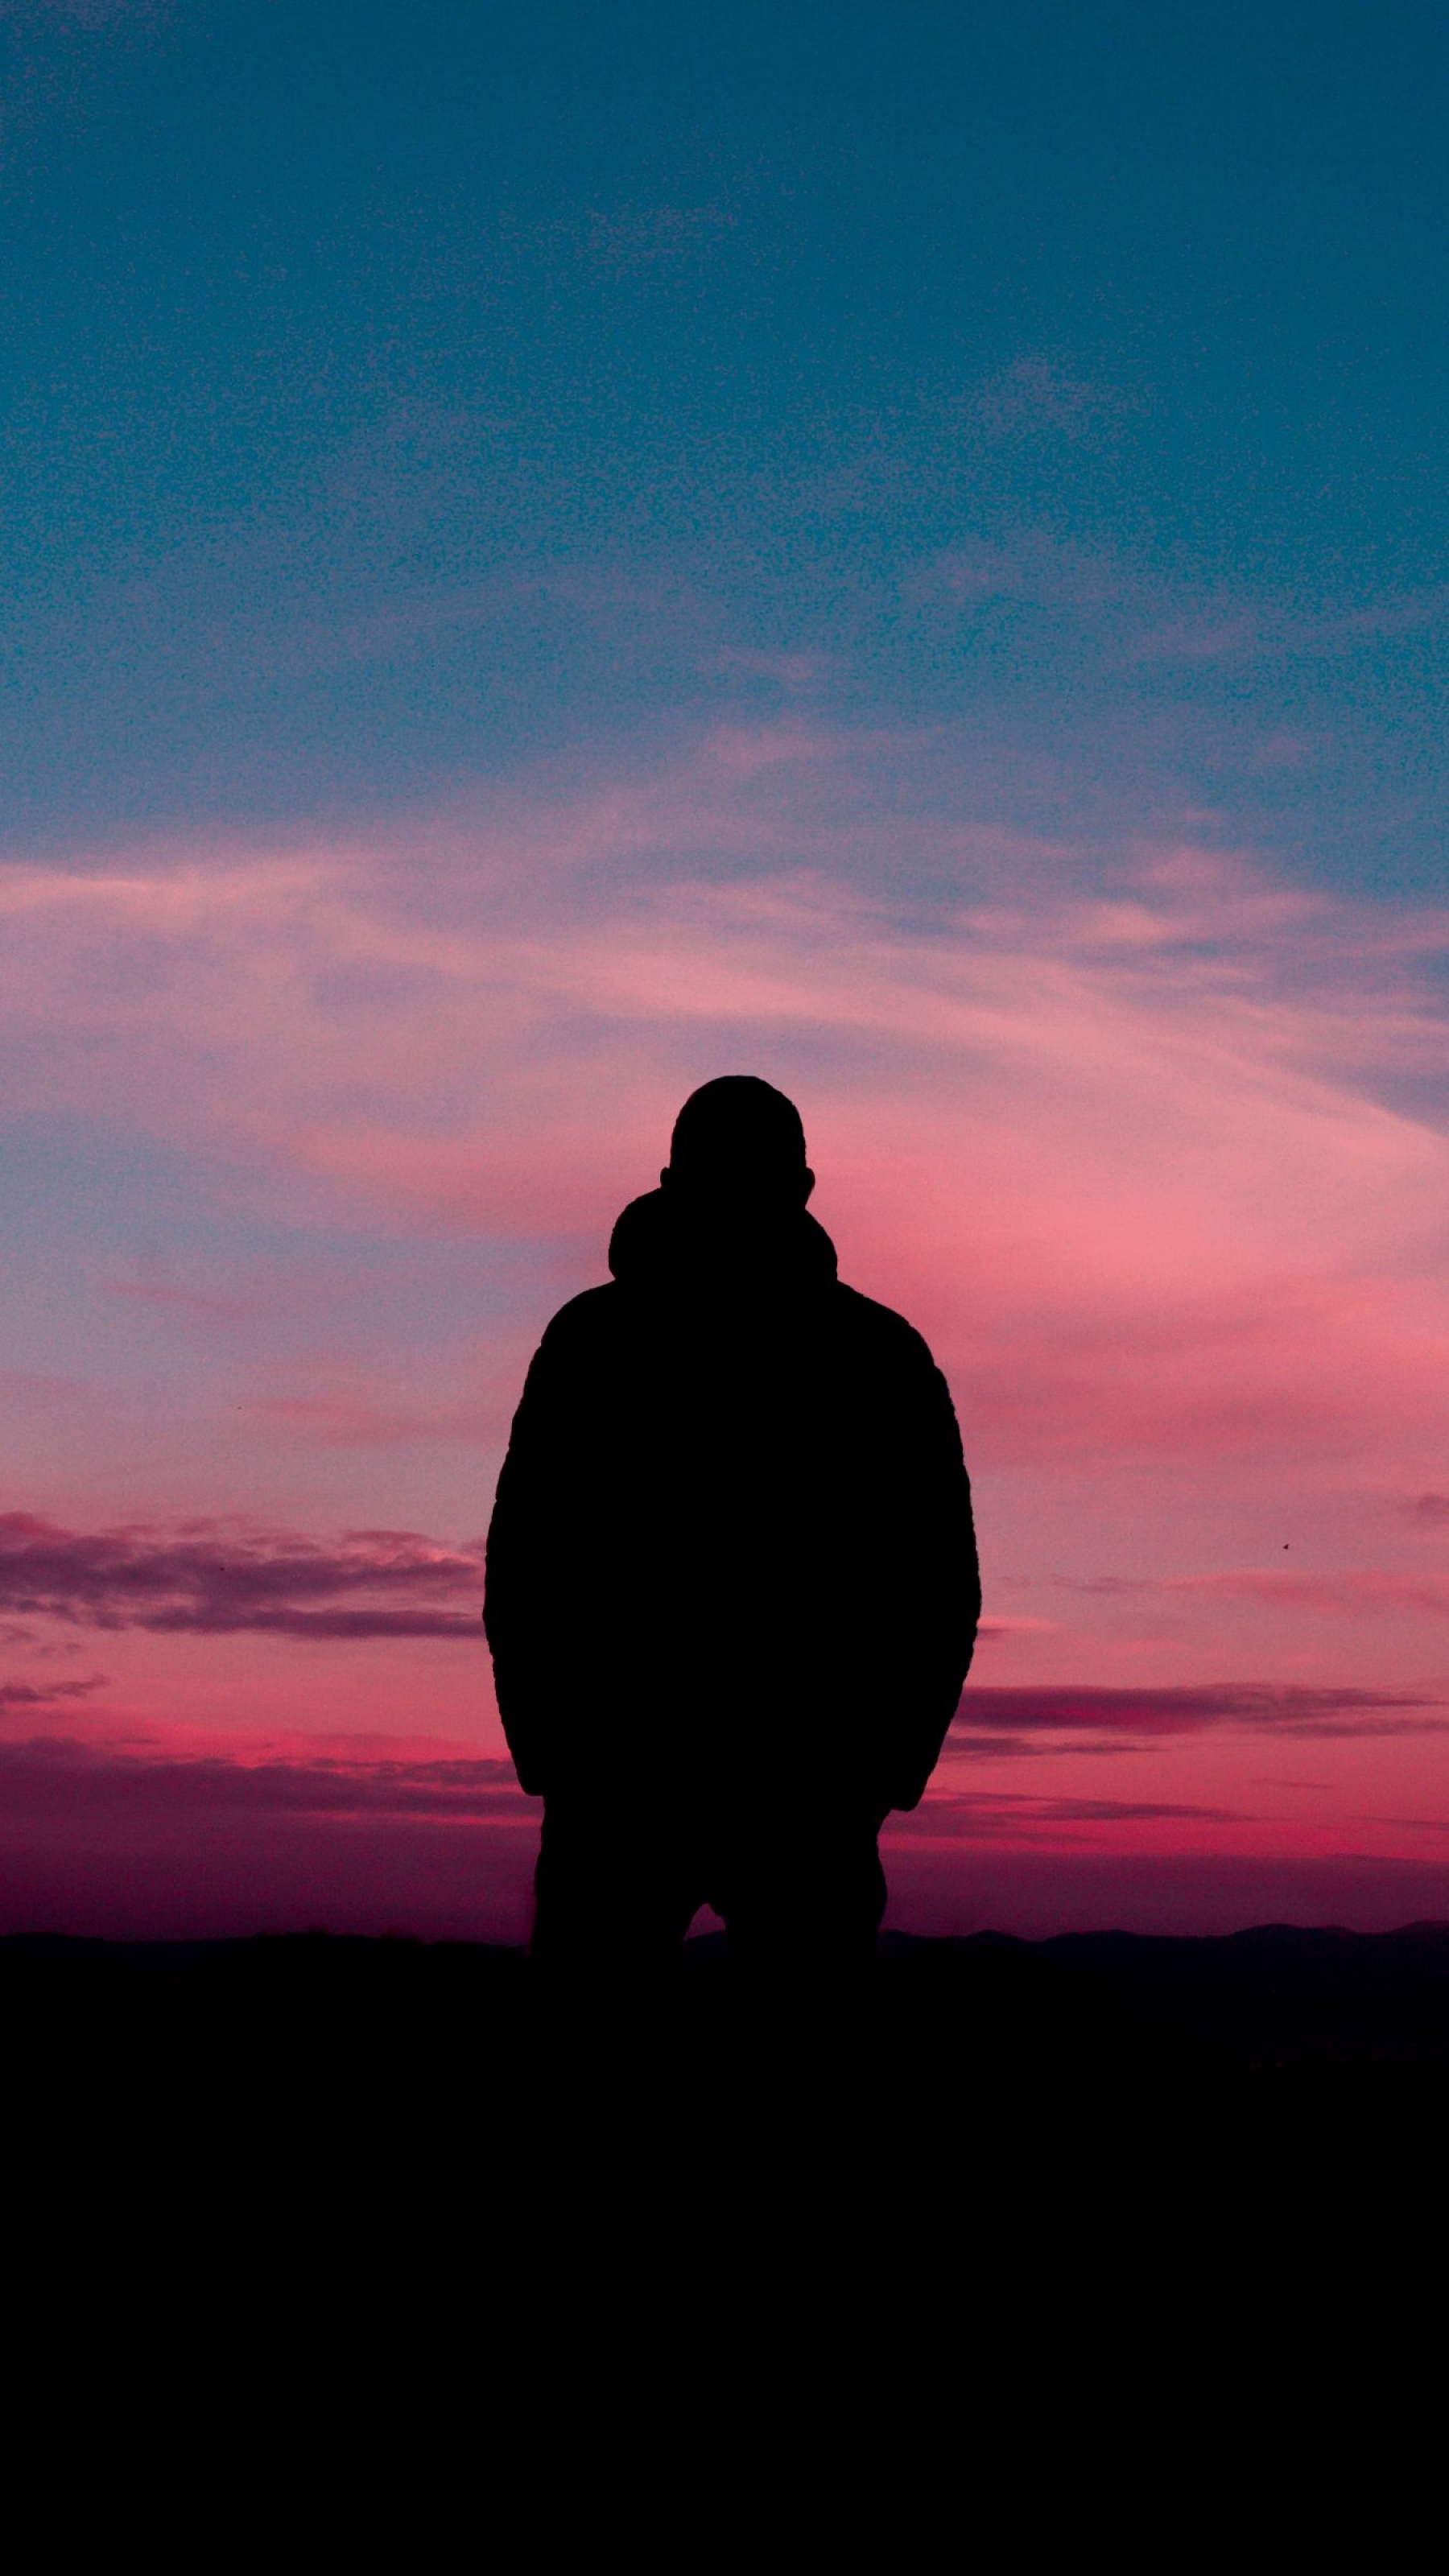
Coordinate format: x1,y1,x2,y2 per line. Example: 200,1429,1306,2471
7,1923,1445,2504
10,1917,1448,2197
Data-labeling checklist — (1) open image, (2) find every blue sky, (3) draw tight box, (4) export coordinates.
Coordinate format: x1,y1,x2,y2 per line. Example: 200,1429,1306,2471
4,0,1448,894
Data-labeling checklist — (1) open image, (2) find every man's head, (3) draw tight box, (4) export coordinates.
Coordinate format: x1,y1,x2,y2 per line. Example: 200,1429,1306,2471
661,1076,815,1209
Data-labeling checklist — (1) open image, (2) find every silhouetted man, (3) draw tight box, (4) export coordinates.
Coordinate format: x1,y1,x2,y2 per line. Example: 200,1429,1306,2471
484,1077,980,1997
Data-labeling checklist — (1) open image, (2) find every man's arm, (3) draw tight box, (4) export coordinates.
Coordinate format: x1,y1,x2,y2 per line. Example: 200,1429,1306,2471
879,1348,980,1812
483,1315,588,1798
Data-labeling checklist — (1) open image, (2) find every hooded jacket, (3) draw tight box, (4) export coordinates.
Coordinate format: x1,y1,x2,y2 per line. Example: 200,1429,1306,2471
483,1183,980,1810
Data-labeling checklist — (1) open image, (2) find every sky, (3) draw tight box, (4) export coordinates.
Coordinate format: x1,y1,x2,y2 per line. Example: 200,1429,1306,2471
4,0,1449,1939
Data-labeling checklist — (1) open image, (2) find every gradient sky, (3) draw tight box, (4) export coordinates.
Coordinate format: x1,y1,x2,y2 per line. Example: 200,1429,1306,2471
5,0,1449,1938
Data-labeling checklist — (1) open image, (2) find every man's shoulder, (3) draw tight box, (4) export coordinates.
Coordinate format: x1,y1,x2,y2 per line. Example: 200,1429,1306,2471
536,1282,620,1350
832,1281,939,1373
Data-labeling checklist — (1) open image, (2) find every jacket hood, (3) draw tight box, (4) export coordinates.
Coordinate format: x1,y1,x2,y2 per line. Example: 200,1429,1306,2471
608,1186,838,1292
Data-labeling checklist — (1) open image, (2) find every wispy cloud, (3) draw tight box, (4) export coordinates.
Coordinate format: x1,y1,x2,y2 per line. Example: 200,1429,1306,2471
0,1732,525,1819
960,351,1140,443
948,1683,1445,1744
240,1391,502,1450
914,530,1125,611
0,1513,485,1639
902,1790,1240,1840
2,743,1447,1512
1131,584,1449,670
1073,1570,1449,1620
0,1675,107,1712
584,203,739,268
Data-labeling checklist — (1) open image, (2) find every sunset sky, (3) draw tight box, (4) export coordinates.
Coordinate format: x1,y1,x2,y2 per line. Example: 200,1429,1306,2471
5,0,1449,1938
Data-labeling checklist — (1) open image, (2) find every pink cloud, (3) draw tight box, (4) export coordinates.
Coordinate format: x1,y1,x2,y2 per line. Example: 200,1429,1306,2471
5,728,1449,1922
5,781,1447,1513
5,789,1446,1495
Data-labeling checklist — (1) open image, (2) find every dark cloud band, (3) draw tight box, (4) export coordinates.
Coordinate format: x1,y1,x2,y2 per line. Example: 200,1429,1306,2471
950,1682,1443,1744
0,1512,485,1641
